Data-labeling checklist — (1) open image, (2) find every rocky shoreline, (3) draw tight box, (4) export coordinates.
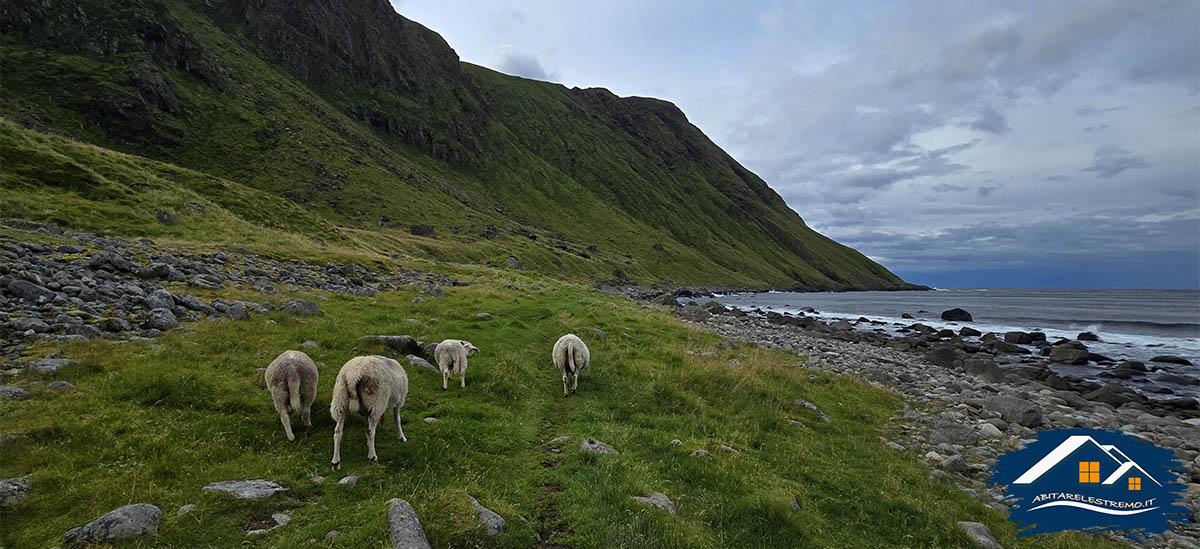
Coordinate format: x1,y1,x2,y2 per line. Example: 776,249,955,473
0,220,459,365
667,299,1200,546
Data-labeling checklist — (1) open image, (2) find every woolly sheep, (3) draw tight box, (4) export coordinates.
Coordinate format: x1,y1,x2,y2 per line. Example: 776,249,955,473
264,350,318,441
552,334,590,397
433,339,479,390
329,355,409,470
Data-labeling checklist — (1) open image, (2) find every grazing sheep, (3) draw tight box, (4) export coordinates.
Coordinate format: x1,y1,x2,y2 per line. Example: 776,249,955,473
329,356,409,470
264,350,319,441
553,334,590,397
433,339,479,390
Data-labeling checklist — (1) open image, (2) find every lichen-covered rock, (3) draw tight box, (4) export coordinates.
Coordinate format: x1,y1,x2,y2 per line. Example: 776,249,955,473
62,503,161,547
387,498,431,549
202,479,288,499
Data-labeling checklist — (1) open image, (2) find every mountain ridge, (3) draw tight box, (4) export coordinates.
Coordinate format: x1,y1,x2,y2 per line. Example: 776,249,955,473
0,0,916,290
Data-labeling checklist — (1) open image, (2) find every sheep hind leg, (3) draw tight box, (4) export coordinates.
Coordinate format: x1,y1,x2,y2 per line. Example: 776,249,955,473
395,406,406,442
331,413,345,470
273,391,295,441
562,374,569,397
366,411,380,462
573,373,579,394
442,370,449,391
460,368,466,388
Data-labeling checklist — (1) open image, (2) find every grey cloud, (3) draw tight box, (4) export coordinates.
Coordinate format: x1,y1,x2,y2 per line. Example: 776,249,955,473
1075,105,1123,117
933,184,968,192
1081,145,1149,178
489,44,558,81
967,104,1009,133
1041,175,1070,182
1082,124,1111,133
976,186,997,198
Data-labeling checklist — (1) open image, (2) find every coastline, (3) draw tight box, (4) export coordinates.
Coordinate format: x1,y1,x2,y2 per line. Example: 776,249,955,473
669,298,1200,546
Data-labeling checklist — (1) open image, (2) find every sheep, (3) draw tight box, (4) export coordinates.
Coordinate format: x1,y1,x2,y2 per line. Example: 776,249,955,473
552,334,590,397
329,355,409,470
264,350,319,441
433,339,479,390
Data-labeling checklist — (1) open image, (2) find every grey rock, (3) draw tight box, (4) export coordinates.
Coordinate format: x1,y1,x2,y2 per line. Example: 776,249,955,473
670,439,682,446
155,210,179,225
301,340,318,347
142,308,178,331
358,335,423,357
941,308,973,322
338,476,359,486
585,327,607,343
1049,346,1090,365
103,317,133,332
978,423,1003,438
411,297,424,303
280,299,323,316
632,492,676,515
1151,355,1193,366
325,530,340,543
225,303,249,321
421,285,445,298
0,386,30,401
176,504,197,517
941,454,969,474
7,279,55,304
468,495,506,536
690,448,714,460
387,498,431,549
272,513,291,526
173,293,213,314
1003,331,1032,344
142,289,175,311
48,381,74,391
406,355,437,374
983,396,1042,427
202,479,288,499
476,312,493,320
956,521,1001,549
63,503,162,547
0,477,30,506
25,358,80,374
581,437,618,455
795,399,832,423
504,256,522,269
9,317,50,333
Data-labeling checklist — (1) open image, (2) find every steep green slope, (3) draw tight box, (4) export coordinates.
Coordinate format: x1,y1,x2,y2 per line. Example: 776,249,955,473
0,0,913,289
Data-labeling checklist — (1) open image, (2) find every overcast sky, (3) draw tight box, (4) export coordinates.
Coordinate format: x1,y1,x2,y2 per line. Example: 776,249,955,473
391,0,1200,289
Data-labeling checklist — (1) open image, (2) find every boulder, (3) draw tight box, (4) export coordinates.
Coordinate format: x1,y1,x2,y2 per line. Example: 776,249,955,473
580,438,618,455
503,256,522,269
467,495,506,536
7,280,55,304
387,498,431,549
142,289,175,311
957,521,1001,549
940,308,973,322
406,355,438,374
142,308,178,331
0,386,30,401
992,341,1031,354
0,477,30,506
1077,332,1100,342
62,503,161,547
1084,383,1147,407
358,335,423,357
1150,355,1193,366
1003,332,1032,344
959,327,982,337
1157,373,1200,386
280,299,323,316
632,492,677,515
1049,346,1089,365
983,396,1042,427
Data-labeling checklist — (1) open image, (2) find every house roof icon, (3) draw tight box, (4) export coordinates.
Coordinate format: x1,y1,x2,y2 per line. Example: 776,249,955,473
1012,435,1162,486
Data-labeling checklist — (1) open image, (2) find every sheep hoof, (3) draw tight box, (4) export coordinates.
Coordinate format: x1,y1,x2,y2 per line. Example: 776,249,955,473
331,461,340,470
368,456,378,463
287,434,295,441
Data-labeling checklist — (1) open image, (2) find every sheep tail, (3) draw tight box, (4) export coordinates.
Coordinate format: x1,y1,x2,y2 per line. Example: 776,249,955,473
287,370,301,411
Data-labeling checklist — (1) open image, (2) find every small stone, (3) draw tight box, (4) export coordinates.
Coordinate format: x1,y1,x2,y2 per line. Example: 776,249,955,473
387,498,431,549
272,513,291,526
0,386,30,401
47,381,74,392
62,503,162,546
312,475,326,484
0,477,31,506
941,454,970,474
411,297,424,303
886,442,904,451
580,437,618,455
177,504,197,516
957,521,1002,549
407,355,437,374
468,495,506,536
225,303,249,321
476,312,493,320
423,417,438,423
632,492,676,515
690,449,713,460
670,439,682,446
794,399,831,423
789,497,801,512
978,423,1002,438
338,476,358,486
325,530,340,543
301,340,318,347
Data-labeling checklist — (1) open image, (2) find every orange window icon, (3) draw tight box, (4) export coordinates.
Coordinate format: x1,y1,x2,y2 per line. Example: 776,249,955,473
1129,477,1141,491
1078,461,1100,483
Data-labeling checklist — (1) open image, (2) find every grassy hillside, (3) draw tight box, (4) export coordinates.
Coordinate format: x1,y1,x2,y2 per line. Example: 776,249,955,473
0,265,1114,547
0,0,913,290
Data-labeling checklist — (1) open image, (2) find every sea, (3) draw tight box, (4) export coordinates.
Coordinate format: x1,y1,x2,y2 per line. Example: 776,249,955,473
711,288,1200,400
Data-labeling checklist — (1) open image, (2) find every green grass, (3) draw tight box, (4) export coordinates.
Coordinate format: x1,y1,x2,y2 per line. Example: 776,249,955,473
0,279,1119,548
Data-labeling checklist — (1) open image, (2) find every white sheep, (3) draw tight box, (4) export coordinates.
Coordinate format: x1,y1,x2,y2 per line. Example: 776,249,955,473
329,355,408,470
552,334,590,396
433,339,479,390
264,350,318,441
